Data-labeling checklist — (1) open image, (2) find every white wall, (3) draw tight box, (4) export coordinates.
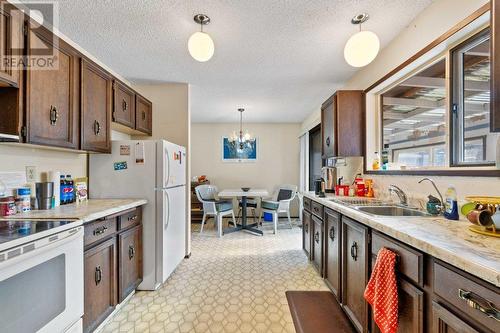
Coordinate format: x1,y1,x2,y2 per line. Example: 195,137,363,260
0,144,87,182
191,123,301,215
301,0,499,205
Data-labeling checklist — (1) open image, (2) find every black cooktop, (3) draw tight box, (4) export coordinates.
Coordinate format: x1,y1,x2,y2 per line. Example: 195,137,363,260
0,220,76,245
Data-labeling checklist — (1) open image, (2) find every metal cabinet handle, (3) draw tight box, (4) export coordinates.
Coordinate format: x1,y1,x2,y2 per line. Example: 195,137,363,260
350,242,358,261
142,111,146,120
329,226,335,241
314,231,320,244
95,266,102,285
122,99,127,111
305,223,308,233
93,226,107,235
128,215,138,221
93,120,101,135
458,289,500,322
326,136,330,147
49,105,58,125
128,245,135,260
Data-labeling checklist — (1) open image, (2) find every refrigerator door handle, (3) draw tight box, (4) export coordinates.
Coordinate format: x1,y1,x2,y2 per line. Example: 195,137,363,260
164,190,170,230
165,147,170,187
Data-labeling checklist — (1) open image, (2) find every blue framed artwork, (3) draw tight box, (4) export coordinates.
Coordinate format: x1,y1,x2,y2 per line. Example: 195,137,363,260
222,137,258,162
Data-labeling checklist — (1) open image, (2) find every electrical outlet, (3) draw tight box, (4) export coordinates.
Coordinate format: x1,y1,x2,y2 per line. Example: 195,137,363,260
26,166,37,182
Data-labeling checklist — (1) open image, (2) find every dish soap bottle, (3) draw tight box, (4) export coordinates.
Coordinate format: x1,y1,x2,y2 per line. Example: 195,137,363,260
443,186,459,220
372,152,380,170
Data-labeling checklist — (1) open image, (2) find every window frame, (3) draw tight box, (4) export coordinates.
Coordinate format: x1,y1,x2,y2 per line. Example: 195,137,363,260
450,28,493,167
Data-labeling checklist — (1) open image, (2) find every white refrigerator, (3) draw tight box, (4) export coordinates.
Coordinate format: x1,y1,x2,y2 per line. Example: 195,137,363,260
89,140,187,290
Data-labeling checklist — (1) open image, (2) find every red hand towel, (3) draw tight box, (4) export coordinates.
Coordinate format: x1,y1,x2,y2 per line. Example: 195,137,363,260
364,247,398,333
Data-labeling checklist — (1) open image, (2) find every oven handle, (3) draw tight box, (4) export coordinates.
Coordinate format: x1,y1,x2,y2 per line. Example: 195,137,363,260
0,226,83,267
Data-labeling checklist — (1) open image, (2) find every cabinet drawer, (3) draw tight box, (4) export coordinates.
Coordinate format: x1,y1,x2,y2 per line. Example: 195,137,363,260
303,197,312,212
433,261,500,332
84,217,117,248
118,207,142,230
311,201,323,219
372,231,423,287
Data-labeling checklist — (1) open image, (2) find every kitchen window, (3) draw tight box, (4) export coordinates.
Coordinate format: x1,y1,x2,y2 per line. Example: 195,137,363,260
376,20,499,172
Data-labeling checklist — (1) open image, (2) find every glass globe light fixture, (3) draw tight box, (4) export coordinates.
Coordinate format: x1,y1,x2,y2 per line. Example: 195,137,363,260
344,14,380,68
188,14,214,62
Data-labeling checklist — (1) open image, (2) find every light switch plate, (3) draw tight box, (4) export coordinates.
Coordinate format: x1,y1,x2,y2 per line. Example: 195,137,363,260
26,166,36,182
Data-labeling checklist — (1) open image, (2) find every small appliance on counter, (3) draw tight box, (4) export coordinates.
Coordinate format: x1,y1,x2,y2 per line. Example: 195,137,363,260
321,163,337,193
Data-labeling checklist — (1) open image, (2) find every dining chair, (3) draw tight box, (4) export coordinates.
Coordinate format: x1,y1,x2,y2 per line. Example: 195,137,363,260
195,185,236,237
259,184,298,234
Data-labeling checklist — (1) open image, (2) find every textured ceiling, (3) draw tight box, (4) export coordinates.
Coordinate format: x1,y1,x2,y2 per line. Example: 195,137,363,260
28,0,433,123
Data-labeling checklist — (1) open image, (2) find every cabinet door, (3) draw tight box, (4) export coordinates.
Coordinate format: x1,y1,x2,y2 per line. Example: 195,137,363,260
118,224,143,302
370,260,424,333
324,208,341,300
26,24,80,149
83,237,117,333
113,80,135,128
311,215,323,276
336,91,364,157
81,59,112,152
135,94,152,135
491,0,500,132
432,302,479,333
321,97,335,158
0,2,23,86
342,216,369,333
302,209,312,259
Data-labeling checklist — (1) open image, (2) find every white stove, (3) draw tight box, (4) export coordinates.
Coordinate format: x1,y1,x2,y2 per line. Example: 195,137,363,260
0,219,84,333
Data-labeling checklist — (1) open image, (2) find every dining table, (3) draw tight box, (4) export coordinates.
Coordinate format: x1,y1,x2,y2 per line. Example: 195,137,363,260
217,188,269,236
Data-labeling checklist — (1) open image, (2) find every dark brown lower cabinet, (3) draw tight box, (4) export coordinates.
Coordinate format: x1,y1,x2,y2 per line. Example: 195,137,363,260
302,209,312,259
83,208,143,333
342,216,369,333
83,237,117,333
311,215,323,276
370,255,424,333
432,302,479,333
324,208,341,300
118,224,143,302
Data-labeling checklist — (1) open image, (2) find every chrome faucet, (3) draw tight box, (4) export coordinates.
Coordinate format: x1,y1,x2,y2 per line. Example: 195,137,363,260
388,185,408,206
418,178,444,214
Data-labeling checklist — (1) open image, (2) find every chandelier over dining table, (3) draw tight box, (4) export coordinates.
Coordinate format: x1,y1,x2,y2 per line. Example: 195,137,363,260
228,108,254,150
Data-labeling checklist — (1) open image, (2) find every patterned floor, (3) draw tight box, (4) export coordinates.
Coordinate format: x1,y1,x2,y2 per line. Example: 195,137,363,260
101,220,328,333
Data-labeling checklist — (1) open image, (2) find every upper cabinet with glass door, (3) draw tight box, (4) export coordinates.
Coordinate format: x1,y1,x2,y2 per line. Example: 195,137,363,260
366,5,499,175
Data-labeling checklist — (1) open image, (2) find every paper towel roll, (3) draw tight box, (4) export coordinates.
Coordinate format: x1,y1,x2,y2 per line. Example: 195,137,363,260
48,171,60,207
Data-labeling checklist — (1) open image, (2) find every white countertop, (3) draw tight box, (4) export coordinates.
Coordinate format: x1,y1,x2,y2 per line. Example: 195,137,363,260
303,192,500,287
1,199,147,224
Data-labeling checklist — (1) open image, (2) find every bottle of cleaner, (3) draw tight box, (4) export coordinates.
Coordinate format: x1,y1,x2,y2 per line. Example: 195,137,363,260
372,152,380,170
443,185,459,220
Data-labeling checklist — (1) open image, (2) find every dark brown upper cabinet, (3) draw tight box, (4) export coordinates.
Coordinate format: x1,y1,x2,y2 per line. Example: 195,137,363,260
25,23,80,149
113,80,135,128
81,58,112,153
135,93,152,135
0,1,23,87
321,90,365,158
491,0,500,132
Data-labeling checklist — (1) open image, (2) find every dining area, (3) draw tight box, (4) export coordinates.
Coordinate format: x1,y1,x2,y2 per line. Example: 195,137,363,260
193,183,299,238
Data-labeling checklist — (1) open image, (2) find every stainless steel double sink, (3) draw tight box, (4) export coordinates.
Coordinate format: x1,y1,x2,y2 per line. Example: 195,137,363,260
328,197,432,217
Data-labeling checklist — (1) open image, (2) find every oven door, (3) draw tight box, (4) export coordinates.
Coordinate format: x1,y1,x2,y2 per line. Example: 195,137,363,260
0,227,84,333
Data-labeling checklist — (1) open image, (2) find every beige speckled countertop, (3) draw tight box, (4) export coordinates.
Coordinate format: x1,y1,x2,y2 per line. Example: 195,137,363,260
303,192,500,287
1,199,147,224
